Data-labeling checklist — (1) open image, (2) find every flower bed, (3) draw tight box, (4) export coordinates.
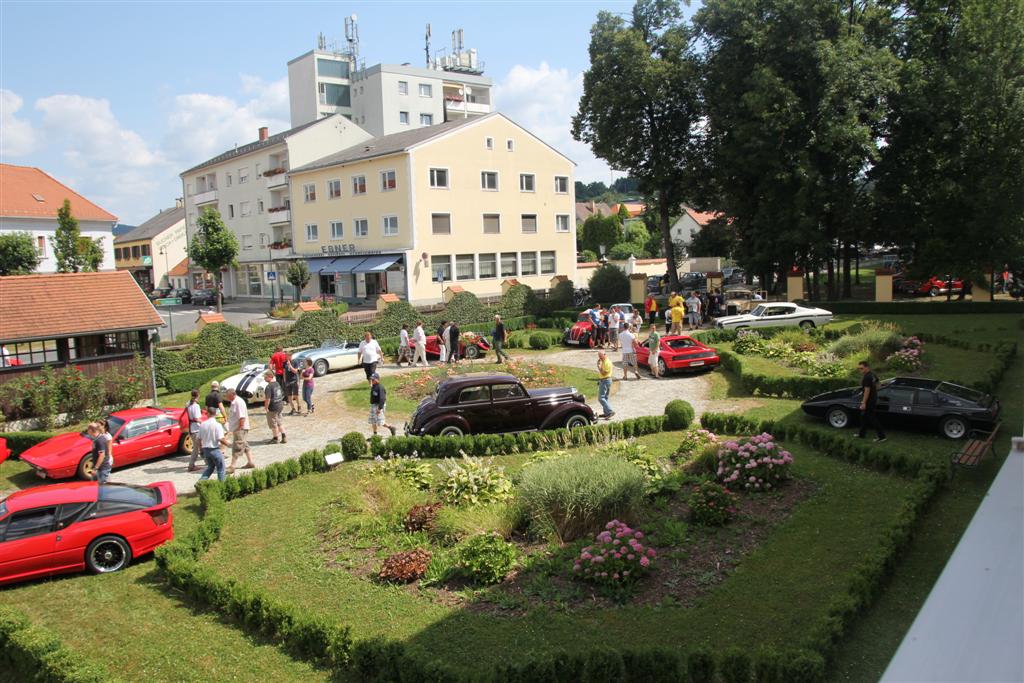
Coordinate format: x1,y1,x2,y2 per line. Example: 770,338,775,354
394,359,568,402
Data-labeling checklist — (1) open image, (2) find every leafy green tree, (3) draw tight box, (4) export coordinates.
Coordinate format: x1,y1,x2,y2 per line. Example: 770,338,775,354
688,219,735,259
608,241,649,260
574,0,704,291
286,260,311,302
0,232,40,275
624,221,650,245
588,263,631,303
54,199,85,272
616,203,632,223
188,207,238,312
77,236,105,272
580,214,622,256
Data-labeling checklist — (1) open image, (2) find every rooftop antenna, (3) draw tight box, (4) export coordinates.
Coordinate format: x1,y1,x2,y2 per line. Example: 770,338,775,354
344,14,360,63
425,23,431,68
317,32,326,50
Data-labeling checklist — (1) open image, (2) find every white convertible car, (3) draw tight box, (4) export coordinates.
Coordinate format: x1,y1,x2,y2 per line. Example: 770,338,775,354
290,339,362,377
715,302,833,330
220,361,270,404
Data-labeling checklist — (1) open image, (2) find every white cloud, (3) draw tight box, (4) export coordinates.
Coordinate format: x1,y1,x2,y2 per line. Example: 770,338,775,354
1,89,37,157
493,62,611,183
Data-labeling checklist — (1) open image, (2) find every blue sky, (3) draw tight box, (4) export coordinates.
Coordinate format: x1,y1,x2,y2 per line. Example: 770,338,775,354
1,0,703,224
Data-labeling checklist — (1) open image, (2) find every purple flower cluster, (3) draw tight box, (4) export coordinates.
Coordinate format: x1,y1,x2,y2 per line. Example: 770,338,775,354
886,336,924,372
573,520,656,587
716,432,793,491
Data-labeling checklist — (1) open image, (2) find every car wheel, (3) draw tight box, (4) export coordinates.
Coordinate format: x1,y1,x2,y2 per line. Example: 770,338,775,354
826,407,850,429
438,425,464,437
85,535,132,574
799,320,815,330
179,433,193,455
658,358,668,376
464,344,480,360
565,414,589,429
76,454,96,480
928,287,939,297
940,415,968,440
314,359,329,377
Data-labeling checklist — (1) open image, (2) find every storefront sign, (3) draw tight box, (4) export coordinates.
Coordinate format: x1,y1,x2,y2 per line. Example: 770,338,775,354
318,244,383,256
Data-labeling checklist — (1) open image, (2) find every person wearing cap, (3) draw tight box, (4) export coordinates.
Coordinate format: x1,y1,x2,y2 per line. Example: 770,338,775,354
263,370,287,444
368,373,396,437
205,381,227,422
225,387,254,472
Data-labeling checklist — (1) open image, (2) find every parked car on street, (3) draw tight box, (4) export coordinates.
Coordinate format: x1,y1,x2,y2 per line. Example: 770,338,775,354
290,340,361,377
190,289,217,306
167,288,192,304
0,481,176,586
801,377,1000,439
148,287,172,301
405,373,596,437
219,361,272,402
635,335,720,375
19,408,194,480
715,302,833,330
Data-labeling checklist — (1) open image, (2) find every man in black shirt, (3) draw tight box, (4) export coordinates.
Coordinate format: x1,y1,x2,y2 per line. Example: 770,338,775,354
368,373,397,437
856,361,886,442
492,315,511,363
205,381,227,422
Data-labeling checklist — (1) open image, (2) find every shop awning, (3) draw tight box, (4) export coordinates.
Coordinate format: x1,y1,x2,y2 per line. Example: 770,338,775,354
354,254,402,272
307,256,366,274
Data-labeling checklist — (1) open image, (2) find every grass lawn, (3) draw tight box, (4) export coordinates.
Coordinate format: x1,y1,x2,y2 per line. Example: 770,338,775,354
200,432,917,675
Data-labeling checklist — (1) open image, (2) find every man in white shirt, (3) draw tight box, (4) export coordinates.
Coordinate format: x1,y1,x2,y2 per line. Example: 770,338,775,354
397,324,412,367
412,321,428,367
357,331,383,384
185,390,204,472
225,387,254,473
619,326,642,380
686,292,702,330
608,305,621,351
197,406,230,482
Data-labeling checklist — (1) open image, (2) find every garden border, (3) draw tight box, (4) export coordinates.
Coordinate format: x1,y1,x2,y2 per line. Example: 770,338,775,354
0,605,119,683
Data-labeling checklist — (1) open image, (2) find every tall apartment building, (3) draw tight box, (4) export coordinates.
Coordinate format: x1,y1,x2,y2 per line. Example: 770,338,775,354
179,115,371,298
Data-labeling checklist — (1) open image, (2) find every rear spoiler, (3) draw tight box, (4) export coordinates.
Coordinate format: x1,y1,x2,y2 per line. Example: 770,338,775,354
147,481,178,509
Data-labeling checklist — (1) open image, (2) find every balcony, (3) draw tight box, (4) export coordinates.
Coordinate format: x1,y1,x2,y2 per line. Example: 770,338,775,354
193,189,218,205
268,208,290,225
270,242,294,259
263,168,288,190
444,97,490,116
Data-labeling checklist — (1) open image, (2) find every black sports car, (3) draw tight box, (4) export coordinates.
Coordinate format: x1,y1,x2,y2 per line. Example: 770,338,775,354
801,377,1000,439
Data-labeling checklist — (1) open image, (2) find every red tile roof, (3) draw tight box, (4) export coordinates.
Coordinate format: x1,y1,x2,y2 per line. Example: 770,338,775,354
612,202,646,218
0,164,117,222
167,258,190,277
0,271,162,342
378,293,400,303
197,313,226,325
296,301,321,312
444,285,465,293
684,206,721,226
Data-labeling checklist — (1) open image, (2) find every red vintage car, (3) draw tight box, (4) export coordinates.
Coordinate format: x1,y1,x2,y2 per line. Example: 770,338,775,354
0,438,10,466
410,334,491,360
0,480,176,585
907,275,964,297
635,335,720,375
564,312,597,347
20,407,194,481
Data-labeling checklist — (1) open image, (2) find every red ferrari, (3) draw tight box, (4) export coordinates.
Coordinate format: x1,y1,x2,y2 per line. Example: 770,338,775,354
20,407,194,481
635,335,720,375
0,480,176,586
0,437,10,466
410,334,491,360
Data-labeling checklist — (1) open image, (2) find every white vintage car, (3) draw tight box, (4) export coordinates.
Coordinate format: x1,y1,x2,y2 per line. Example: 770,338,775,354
715,302,833,330
290,339,362,377
220,361,270,404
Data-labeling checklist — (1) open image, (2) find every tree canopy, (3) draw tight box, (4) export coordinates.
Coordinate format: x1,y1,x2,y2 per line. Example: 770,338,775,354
54,199,85,273
188,207,238,311
0,232,40,276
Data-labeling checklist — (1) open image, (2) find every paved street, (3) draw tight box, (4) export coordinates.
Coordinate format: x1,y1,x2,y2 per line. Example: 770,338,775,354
155,299,291,338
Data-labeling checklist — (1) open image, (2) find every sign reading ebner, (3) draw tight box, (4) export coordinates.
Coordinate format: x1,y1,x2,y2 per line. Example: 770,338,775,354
320,244,382,256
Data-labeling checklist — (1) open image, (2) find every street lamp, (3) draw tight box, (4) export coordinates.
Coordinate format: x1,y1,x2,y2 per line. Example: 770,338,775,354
159,247,173,341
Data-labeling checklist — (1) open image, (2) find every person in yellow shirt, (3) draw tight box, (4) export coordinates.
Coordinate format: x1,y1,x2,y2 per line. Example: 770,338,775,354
670,304,685,335
596,350,614,418
668,290,683,310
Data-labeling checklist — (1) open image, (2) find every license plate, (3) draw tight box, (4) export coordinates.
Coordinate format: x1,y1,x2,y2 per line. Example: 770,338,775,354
566,339,580,345
690,360,705,367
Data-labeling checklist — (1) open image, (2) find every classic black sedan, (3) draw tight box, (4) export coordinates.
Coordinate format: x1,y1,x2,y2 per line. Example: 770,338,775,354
404,373,596,437
801,377,1000,439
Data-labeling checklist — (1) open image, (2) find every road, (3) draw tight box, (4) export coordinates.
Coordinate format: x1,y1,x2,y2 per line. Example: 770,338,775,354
154,299,290,338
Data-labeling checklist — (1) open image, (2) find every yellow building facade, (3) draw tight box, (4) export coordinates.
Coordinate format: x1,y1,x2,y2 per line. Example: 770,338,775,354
287,113,577,304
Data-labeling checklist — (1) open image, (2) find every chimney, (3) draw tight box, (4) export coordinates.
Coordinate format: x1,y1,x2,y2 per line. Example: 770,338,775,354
258,126,269,141
175,197,184,209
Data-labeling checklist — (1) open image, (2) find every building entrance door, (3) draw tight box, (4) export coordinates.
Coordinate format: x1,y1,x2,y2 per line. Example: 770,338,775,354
365,273,387,296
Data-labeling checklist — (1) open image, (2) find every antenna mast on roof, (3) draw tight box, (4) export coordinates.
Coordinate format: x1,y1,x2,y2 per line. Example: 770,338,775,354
425,23,431,68
345,14,360,64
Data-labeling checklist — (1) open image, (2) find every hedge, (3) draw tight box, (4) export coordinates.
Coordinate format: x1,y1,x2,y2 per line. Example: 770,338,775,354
716,349,853,399
794,300,1024,315
0,605,118,682
1,431,55,457
163,364,241,393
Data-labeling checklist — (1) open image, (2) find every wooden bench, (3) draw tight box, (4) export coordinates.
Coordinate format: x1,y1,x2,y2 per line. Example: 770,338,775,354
951,422,1001,471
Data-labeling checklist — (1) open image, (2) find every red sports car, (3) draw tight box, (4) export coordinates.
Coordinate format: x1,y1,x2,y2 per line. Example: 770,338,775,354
410,334,491,360
0,480,176,586
0,437,10,466
635,335,720,375
20,407,194,481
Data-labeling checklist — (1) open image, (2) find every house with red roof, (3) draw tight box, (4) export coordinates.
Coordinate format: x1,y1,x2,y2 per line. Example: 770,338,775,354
670,206,724,247
0,164,118,273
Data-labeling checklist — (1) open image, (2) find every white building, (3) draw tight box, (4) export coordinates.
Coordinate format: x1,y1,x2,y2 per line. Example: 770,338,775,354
0,164,117,273
113,203,187,291
670,206,721,248
179,115,372,299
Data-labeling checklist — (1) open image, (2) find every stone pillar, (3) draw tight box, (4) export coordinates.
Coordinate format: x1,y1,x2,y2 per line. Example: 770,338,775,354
629,273,647,306
786,270,804,302
875,269,893,302
972,280,992,302
626,254,637,275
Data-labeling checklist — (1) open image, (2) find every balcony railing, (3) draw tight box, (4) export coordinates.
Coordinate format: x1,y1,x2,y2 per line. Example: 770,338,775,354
268,208,290,225
193,189,218,205
264,170,288,190
444,99,490,115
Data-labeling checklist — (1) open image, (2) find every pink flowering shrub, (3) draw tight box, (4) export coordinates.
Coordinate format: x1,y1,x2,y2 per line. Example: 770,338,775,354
688,481,738,526
674,428,720,458
886,336,924,372
573,520,656,589
716,432,793,491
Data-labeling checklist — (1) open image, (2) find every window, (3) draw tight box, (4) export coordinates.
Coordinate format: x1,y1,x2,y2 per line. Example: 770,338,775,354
257,199,264,214
431,213,451,235
328,179,341,199
76,332,141,359
2,507,56,542
239,201,251,217
541,250,556,274
521,251,538,275
318,82,351,106
398,80,409,95
317,57,350,79
420,113,434,125
352,175,366,195
330,221,343,239
114,247,121,260
305,224,318,241
491,383,526,401
458,386,490,404
380,170,397,191
226,173,232,187
482,213,500,234
556,214,571,233
485,137,494,150
506,138,515,151
258,233,269,247
228,205,235,219
121,416,162,440
242,235,253,250
303,183,316,202
519,174,535,192
239,167,249,184
382,215,399,237
141,245,150,257
431,255,452,281
419,83,433,97
481,171,498,190
36,236,46,257
521,214,538,233
399,111,409,125
1,340,58,366
501,252,518,277
554,176,569,193
456,254,475,280
429,168,449,188
131,245,141,259
479,253,497,278
57,502,92,528
354,219,368,237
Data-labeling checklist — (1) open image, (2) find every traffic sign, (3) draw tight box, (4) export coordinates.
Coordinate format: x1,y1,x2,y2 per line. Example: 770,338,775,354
155,298,182,306
142,255,153,265
267,271,277,280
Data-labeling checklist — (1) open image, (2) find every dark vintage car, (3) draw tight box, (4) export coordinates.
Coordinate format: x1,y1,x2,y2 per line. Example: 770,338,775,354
168,288,192,304
148,287,172,301
404,373,596,437
190,289,217,306
801,377,1000,439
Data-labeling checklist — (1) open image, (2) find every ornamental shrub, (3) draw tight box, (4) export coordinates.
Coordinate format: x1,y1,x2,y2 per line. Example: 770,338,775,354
573,520,657,590
827,326,902,359
498,283,532,319
436,454,512,507
733,329,768,355
886,336,925,372
549,279,575,310
595,440,668,496
164,364,239,393
688,481,738,526
403,502,443,532
448,532,520,585
674,428,720,460
528,333,551,350
378,548,431,583
664,399,695,430
371,454,433,490
444,291,487,325
183,323,263,368
341,432,368,460
371,301,422,339
716,433,793,491
153,348,188,386
588,263,630,303
289,308,347,346
517,454,645,542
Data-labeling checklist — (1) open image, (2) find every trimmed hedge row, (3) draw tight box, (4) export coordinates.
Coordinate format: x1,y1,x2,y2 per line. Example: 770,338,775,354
716,350,852,399
909,337,1016,394
794,300,1024,315
0,605,118,682
163,364,241,393
1,430,55,457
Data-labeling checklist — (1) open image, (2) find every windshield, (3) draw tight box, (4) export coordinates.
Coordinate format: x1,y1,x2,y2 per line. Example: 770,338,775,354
0,501,6,519
666,338,697,350
750,305,766,316
937,382,984,402
105,416,126,437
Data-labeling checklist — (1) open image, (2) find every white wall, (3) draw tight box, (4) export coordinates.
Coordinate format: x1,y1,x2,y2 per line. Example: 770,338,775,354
288,53,318,127
670,213,702,246
286,115,371,168
150,218,187,287
0,217,115,273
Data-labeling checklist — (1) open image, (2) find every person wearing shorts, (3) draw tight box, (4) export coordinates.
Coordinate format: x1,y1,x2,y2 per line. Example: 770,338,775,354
619,326,642,380
397,324,412,366
368,373,396,437
263,371,286,444
225,387,254,473
357,331,382,383
646,324,662,378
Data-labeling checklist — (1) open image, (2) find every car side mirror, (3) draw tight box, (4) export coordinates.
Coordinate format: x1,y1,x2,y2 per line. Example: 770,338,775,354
115,436,124,443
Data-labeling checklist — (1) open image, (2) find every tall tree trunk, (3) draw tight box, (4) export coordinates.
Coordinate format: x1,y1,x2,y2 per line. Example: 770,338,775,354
842,241,852,299
826,255,836,301
855,243,861,285
659,193,679,292
215,272,223,313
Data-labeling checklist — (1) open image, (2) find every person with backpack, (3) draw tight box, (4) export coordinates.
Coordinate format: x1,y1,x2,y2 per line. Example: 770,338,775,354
263,371,287,444
185,389,204,472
